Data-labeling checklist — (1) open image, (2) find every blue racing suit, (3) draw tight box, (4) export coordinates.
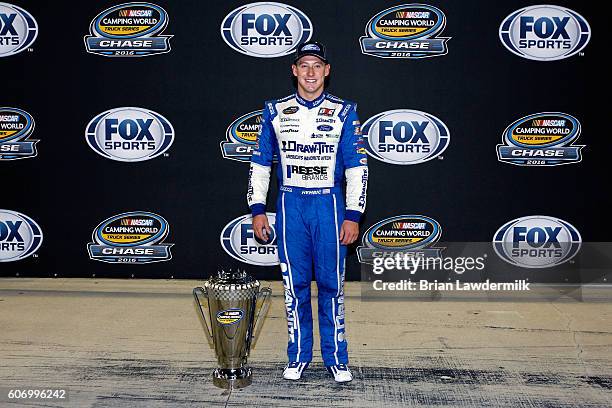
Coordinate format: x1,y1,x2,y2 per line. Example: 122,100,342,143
247,92,368,366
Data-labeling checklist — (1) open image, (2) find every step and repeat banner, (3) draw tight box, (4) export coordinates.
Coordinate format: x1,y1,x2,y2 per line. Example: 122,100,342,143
0,1,605,281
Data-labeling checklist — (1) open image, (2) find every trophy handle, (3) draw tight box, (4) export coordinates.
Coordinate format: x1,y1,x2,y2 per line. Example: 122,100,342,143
251,287,272,348
193,287,214,341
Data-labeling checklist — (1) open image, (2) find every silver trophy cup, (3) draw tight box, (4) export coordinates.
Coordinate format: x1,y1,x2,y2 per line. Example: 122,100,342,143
193,270,271,388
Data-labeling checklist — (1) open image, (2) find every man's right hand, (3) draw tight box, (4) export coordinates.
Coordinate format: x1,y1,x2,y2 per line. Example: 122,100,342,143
252,214,272,243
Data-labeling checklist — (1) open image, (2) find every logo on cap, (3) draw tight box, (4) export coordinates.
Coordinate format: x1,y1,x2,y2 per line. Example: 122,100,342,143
301,43,320,51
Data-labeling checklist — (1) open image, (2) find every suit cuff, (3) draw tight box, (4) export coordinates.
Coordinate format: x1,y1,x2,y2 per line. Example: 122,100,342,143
345,210,362,223
251,204,266,217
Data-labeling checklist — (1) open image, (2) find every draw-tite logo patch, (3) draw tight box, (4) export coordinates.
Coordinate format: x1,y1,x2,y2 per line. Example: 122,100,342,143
86,107,174,162
360,4,450,58
357,215,443,264
84,2,172,57
0,209,42,262
362,109,450,165
499,5,590,61
221,213,279,266
493,216,581,268
221,2,312,58
0,107,37,160
88,212,173,264
497,112,584,166
0,2,37,57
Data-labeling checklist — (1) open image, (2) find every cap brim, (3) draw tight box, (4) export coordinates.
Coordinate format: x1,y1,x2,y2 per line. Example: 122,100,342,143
293,53,328,64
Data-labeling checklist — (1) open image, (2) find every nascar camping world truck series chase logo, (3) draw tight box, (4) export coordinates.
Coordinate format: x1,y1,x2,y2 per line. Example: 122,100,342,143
360,4,450,58
88,212,173,263
0,107,38,160
216,309,244,325
0,2,37,57
85,2,172,57
357,215,443,264
221,110,265,162
497,112,584,166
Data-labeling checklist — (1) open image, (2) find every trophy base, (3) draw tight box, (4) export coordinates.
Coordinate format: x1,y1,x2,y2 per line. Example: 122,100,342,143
213,367,252,389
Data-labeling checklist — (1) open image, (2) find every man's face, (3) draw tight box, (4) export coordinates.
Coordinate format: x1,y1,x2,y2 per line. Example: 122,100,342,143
292,55,330,97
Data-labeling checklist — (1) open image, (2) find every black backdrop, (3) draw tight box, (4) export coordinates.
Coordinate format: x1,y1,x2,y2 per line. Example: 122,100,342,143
1,1,606,280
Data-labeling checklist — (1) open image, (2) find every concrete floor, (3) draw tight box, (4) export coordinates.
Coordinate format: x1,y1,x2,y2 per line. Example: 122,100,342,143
0,278,611,407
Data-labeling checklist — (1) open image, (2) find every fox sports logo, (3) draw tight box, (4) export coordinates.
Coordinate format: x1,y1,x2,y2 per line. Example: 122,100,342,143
221,2,312,58
362,109,450,165
86,107,174,162
493,216,581,268
499,5,591,61
0,209,43,262
0,2,38,57
220,213,279,266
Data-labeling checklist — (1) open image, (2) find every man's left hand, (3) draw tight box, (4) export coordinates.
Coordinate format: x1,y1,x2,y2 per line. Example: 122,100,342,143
339,220,359,245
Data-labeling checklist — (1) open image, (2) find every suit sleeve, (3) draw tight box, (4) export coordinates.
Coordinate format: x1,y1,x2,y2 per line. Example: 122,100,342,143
247,103,276,216
339,104,368,222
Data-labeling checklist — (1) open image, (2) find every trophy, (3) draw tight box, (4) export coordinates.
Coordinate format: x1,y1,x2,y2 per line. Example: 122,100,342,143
193,270,271,388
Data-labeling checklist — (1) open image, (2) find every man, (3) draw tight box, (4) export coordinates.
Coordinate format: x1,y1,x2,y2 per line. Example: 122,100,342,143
247,41,368,383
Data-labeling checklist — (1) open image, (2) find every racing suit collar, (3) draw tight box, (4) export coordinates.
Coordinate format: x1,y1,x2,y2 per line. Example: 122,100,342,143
295,92,327,109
